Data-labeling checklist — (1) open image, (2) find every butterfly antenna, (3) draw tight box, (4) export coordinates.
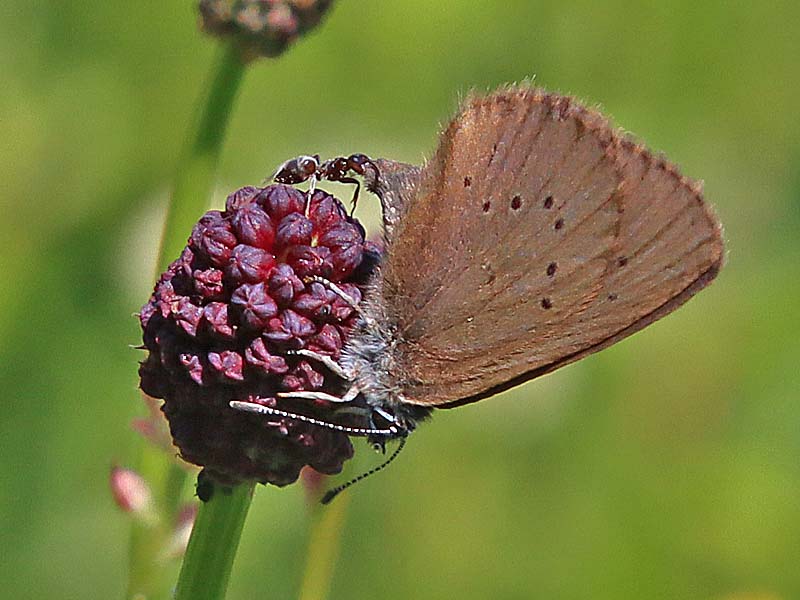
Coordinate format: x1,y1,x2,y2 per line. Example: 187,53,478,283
321,435,407,505
229,401,398,437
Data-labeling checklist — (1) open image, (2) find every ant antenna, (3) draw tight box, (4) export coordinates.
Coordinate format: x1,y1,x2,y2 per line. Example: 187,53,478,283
321,435,407,505
228,401,399,437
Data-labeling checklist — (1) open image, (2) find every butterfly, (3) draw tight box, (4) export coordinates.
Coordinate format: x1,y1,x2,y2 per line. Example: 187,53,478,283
232,85,724,500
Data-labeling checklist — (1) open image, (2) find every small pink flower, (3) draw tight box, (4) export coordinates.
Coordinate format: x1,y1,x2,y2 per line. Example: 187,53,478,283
110,466,155,522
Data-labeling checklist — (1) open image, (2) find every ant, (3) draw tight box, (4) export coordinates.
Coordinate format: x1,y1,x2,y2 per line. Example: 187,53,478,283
273,153,376,215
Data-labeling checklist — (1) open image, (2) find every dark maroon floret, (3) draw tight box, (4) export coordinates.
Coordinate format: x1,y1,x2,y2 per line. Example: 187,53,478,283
208,350,245,382
286,244,333,279
308,191,347,230
285,361,325,392
230,282,279,330
179,353,204,386
329,244,365,279
138,184,373,486
307,324,343,356
190,212,237,267
194,268,225,300
318,222,362,250
231,203,275,249
263,309,315,347
256,185,306,219
292,282,333,317
173,298,203,337
267,264,304,307
245,338,289,375
202,302,235,339
275,213,314,249
226,245,276,283
225,186,260,212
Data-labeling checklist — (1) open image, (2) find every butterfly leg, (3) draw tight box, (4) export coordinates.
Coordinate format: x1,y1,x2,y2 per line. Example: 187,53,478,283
303,275,377,328
372,405,397,425
286,349,353,380
367,407,400,453
277,385,360,404
330,404,373,418
303,276,359,308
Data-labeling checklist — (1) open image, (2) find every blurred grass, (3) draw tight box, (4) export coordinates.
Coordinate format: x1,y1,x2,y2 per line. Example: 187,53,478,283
0,1,798,599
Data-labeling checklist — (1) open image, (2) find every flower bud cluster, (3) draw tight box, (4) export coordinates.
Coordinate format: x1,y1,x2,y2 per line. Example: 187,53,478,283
140,184,375,485
199,0,334,60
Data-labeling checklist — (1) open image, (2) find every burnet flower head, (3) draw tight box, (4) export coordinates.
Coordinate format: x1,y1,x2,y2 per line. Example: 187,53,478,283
139,184,379,486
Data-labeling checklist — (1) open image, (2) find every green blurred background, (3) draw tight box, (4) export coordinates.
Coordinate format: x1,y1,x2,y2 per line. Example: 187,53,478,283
2,2,799,599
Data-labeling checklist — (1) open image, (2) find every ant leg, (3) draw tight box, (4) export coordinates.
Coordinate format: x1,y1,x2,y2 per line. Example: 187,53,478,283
287,349,353,380
336,176,361,215
305,174,319,216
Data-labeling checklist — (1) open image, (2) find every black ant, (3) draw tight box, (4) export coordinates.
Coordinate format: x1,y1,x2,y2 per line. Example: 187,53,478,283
273,153,376,215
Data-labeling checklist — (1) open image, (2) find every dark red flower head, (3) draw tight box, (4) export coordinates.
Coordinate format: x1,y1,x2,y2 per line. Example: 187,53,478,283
139,185,374,486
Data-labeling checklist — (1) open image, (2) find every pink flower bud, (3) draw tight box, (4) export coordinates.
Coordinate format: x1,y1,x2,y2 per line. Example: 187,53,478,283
110,466,155,520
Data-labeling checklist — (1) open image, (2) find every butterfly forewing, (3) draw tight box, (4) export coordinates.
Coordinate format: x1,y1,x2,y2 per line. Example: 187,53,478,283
381,87,723,407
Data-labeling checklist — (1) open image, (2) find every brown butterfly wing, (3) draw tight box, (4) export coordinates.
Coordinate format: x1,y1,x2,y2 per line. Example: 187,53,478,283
381,87,724,407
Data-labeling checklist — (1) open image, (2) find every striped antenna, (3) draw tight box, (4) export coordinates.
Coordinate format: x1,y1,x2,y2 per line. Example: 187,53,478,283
228,401,399,437
321,435,408,505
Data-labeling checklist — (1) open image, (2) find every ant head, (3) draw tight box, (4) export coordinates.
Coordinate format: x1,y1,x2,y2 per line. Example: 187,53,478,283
346,154,373,174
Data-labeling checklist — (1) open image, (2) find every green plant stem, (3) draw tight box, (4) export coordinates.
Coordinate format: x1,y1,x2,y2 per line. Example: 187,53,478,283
175,483,256,600
158,41,248,271
127,40,247,600
298,495,351,600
